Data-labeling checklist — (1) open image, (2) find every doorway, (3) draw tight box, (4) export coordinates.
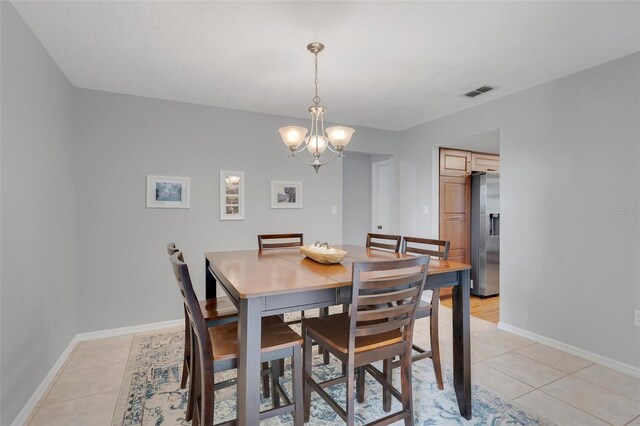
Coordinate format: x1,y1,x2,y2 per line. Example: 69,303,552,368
437,130,501,324
372,158,394,234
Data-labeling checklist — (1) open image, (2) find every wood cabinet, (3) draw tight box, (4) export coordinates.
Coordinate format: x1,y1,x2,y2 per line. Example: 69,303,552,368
471,152,500,172
440,149,472,177
439,176,470,264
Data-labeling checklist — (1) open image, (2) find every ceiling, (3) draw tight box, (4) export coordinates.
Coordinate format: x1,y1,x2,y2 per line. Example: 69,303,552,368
12,1,640,131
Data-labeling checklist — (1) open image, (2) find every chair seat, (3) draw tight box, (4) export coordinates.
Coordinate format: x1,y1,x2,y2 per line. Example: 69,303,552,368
200,296,238,321
209,316,302,361
302,313,402,355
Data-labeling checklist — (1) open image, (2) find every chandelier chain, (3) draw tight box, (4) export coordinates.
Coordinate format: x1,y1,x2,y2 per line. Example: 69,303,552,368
313,53,320,105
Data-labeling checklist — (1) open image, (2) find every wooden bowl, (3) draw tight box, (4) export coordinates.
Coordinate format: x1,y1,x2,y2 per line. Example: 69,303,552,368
300,246,347,264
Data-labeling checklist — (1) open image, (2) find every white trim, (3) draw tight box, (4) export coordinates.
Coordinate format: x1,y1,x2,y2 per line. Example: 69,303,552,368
498,321,640,379
11,318,182,426
76,318,182,341
10,335,79,426
431,145,440,237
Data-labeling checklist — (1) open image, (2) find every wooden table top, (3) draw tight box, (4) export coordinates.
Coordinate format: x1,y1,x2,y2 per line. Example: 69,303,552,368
206,244,470,298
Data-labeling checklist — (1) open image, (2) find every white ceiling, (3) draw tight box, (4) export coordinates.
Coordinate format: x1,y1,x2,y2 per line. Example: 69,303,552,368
12,1,640,131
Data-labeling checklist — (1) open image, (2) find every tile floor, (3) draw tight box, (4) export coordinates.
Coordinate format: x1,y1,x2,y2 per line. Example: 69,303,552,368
26,307,640,426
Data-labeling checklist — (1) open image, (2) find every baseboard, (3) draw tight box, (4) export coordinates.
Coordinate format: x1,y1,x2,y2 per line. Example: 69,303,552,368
10,335,79,426
11,318,182,426
498,321,640,379
76,318,182,341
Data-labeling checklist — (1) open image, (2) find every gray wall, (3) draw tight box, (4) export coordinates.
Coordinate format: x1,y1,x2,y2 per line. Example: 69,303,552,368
0,3,78,424
398,52,640,369
342,152,372,245
73,89,397,332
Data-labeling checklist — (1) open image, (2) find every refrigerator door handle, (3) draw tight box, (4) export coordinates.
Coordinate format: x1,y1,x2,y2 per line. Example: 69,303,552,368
489,213,500,236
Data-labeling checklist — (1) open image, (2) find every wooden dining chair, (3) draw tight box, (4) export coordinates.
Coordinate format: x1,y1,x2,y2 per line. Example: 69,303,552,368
258,233,320,326
357,237,451,411
257,233,333,366
365,233,402,252
367,236,450,411
302,256,430,426
258,233,304,250
399,237,449,390
170,251,304,426
167,242,270,419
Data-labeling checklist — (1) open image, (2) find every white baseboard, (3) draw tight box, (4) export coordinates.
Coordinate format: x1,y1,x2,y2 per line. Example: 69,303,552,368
11,318,182,426
76,318,182,341
10,335,79,426
498,321,640,379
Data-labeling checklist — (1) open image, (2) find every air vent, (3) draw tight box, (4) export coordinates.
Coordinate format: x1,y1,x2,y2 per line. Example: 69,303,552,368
464,85,495,98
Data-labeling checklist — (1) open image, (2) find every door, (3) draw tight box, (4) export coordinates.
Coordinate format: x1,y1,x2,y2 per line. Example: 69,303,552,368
372,159,394,234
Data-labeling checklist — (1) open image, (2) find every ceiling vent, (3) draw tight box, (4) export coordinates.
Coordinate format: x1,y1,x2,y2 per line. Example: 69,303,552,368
464,85,494,98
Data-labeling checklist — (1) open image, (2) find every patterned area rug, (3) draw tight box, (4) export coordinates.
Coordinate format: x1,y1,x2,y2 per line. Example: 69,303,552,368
112,328,553,425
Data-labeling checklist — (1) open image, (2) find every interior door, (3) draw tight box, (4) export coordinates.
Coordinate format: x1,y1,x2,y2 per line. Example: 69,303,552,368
372,159,394,234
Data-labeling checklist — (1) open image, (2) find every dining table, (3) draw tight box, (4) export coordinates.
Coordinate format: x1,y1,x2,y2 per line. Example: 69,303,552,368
204,244,472,425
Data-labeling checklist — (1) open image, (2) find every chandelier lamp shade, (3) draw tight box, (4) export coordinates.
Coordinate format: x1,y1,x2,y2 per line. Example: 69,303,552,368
278,42,355,173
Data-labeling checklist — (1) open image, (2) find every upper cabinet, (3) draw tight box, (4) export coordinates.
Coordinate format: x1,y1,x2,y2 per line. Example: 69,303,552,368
471,152,500,172
440,149,472,177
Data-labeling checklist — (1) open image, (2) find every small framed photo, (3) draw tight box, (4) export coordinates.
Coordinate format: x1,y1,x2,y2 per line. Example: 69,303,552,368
146,175,190,208
220,170,245,220
271,181,302,209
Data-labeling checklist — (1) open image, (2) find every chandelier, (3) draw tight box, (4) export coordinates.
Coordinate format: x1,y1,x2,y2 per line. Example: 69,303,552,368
278,42,355,173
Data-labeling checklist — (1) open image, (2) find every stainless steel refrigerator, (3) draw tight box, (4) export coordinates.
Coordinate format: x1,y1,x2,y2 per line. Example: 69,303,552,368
471,172,500,297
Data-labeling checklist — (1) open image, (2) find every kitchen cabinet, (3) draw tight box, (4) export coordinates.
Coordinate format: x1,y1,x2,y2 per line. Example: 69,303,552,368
440,149,471,177
471,152,500,172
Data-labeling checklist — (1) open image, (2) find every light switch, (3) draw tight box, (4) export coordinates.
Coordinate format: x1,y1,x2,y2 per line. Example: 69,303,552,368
331,205,337,215
423,205,429,215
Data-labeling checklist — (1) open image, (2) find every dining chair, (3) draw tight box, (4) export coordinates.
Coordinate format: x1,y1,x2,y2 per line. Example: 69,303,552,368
257,233,333,365
400,237,449,388
167,242,271,419
302,255,430,426
258,233,304,250
370,236,450,411
365,233,402,252
170,251,304,426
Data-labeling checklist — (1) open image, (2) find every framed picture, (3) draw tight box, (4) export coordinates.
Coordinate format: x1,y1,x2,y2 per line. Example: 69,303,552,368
146,175,190,208
271,181,302,209
220,170,245,220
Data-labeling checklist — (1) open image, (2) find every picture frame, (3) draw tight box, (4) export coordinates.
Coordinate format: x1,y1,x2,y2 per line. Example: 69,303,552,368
271,181,302,209
146,175,190,208
220,170,245,220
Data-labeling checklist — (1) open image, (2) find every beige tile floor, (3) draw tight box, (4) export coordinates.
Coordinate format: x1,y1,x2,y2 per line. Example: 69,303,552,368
26,307,640,426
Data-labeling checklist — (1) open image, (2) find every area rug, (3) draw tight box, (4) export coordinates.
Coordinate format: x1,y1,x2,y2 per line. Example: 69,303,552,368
112,328,553,425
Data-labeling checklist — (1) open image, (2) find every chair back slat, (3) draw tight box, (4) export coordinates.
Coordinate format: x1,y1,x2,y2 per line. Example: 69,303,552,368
359,272,425,290
356,303,415,322
356,287,419,306
365,233,401,252
348,256,429,351
401,236,450,259
258,233,304,250
354,317,412,337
